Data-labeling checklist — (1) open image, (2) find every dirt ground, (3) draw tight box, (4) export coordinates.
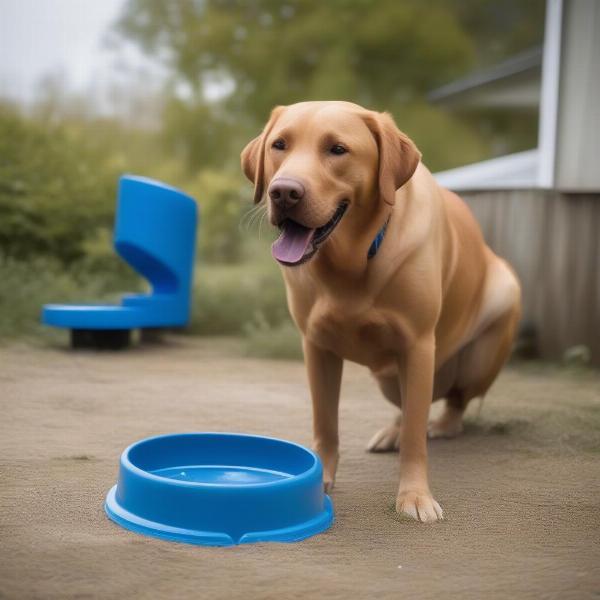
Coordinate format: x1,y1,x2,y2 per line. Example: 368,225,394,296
1,336,599,600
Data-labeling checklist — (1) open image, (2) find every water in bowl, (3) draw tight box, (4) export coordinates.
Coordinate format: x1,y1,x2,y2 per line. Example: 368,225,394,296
152,465,292,485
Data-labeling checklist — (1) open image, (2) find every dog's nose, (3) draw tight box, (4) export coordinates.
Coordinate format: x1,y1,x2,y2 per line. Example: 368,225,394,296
268,178,305,210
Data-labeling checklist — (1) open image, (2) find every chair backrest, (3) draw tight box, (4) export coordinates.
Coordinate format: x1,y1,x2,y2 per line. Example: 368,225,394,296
114,175,198,312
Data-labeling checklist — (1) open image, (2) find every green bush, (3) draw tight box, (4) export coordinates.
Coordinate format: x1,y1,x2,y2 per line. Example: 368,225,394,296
185,169,249,263
0,105,118,263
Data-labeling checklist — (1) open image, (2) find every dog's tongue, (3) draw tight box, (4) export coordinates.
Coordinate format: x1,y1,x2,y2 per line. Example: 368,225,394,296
272,221,315,264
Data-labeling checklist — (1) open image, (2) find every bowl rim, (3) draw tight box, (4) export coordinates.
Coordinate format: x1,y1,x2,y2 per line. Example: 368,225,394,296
120,432,322,490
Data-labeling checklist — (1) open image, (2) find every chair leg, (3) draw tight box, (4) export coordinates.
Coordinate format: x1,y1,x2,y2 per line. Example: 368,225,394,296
71,329,131,350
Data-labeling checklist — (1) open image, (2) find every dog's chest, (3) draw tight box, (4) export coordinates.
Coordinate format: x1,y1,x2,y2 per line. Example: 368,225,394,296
304,299,407,369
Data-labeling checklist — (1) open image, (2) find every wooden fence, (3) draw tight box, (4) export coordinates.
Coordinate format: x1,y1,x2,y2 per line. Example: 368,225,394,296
461,189,600,366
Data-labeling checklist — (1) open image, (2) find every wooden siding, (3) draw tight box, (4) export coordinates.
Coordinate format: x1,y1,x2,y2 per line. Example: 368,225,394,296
461,190,600,365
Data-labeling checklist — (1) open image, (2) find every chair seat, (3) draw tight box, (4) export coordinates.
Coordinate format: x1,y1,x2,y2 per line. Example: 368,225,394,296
42,302,188,330
41,175,198,337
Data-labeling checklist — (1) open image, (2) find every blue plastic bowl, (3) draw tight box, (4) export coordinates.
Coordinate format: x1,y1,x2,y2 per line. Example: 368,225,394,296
105,433,334,546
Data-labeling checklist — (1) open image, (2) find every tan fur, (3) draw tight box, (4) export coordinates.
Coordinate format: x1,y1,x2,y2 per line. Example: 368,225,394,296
241,101,521,522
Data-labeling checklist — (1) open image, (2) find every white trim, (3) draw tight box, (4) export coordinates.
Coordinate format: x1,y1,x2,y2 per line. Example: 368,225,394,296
537,0,563,188
433,150,539,191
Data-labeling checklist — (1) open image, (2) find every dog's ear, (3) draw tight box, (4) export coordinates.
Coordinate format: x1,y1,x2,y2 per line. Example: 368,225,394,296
362,111,421,206
241,106,285,204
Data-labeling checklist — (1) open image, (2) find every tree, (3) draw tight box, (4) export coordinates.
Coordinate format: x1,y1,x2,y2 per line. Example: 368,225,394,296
115,0,545,171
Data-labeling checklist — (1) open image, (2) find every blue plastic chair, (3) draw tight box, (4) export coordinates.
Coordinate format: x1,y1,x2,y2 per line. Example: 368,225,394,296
42,175,198,346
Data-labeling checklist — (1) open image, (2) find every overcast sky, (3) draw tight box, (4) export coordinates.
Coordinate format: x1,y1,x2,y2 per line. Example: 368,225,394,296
0,0,141,104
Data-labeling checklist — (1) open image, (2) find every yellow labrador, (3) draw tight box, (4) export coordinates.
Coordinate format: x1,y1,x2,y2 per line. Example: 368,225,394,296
241,101,521,522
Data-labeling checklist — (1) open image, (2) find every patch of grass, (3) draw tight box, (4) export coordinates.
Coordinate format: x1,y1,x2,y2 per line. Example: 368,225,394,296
1,242,305,361
243,317,303,360
189,257,304,360
0,255,141,343
190,261,286,335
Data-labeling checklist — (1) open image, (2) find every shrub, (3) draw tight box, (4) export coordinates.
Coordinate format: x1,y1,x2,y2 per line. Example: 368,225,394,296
0,104,118,263
185,169,249,264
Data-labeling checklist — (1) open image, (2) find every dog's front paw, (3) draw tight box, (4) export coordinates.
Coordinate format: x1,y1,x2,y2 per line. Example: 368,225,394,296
314,443,339,494
396,489,444,522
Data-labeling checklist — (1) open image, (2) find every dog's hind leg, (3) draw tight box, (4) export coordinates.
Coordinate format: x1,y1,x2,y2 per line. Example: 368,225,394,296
428,356,465,438
429,258,521,439
428,389,468,439
368,359,461,450
429,296,521,439
366,374,403,452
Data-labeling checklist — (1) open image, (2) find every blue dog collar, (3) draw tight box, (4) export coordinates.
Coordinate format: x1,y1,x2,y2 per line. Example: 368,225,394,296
367,217,390,259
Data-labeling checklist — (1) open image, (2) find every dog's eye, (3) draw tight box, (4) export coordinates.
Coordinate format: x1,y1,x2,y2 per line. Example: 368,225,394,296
330,144,348,155
272,139,286,151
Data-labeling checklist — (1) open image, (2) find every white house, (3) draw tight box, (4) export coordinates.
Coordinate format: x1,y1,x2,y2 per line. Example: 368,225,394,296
431,0,600,364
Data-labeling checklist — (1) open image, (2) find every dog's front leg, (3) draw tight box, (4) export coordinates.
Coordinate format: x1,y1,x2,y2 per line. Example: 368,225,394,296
303,338,343,493
396,336,444,522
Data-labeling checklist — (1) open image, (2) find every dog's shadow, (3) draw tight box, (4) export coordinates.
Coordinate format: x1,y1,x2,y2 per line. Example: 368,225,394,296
461,417,532,438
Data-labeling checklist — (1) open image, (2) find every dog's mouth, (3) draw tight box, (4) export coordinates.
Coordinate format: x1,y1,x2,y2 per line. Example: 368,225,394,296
272,202,348,266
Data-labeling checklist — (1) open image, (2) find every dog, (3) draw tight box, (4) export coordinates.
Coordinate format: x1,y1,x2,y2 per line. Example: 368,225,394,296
241,101,521,522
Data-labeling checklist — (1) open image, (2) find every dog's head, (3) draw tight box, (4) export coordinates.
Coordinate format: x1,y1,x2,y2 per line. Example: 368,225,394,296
241,101,420,266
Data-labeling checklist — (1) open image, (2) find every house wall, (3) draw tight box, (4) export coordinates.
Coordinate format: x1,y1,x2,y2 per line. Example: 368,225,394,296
460,189,600,365
554,0,600,191
552,0,600,192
